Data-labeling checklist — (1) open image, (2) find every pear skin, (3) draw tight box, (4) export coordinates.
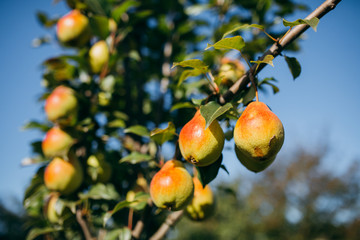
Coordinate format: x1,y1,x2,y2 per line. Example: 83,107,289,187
234,102,284,172
44,156,83,195
185,177,215,221
150,160,194,211
179,111,225,167
42,127,74,158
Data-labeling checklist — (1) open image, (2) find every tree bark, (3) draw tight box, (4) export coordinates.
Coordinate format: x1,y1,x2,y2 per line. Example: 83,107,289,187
219,0,342,105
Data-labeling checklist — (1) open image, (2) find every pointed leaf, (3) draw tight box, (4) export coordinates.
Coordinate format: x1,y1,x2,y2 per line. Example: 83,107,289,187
205,36,245,52
112,0,140,22
284,56,301,80
222,24,264,38
22,121,51,132
79,183,120,200
26,227,62,240
172,59,208,73
200,101,232,129
119,152,153,164
251,55,274,67
104,201,132,226
124,125,150,137
170,102,195,112
104,228,132,240
150,122,177,145
196,155,223,186
177,69,203,86
283,17,319,32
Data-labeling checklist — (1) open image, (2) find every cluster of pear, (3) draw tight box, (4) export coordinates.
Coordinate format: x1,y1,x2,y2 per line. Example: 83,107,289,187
42,9,113,222
150,101,284,219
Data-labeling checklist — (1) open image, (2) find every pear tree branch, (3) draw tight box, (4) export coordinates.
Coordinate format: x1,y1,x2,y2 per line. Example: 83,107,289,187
219,0,342,105
149,210,184,240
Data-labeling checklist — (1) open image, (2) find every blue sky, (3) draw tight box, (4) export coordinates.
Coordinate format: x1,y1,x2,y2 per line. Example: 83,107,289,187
0,0,359,210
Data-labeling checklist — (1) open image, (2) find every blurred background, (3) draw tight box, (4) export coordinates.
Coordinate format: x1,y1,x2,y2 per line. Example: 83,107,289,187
0,0,359,239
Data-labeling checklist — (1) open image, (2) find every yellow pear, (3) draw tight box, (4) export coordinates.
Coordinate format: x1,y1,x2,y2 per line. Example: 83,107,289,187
179,111,225,167
185,177,215,221
234,101,284,172
150,160,194,211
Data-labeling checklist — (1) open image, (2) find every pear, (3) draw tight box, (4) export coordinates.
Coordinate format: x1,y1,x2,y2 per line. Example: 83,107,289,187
89,40,109,73
185,177,215,221
150,160,194,211
234,101,284,172
179,111,225,167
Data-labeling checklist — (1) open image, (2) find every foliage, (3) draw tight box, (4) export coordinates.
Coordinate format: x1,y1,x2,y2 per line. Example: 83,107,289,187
21,0,329,239
173,147,360,240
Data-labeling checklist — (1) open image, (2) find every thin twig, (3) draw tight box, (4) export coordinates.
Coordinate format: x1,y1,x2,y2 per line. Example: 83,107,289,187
219,0,342,104
76,209,95,240
149,210,184,240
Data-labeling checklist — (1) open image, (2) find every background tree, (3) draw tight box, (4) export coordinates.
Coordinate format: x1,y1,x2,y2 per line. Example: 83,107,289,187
21,0,344,239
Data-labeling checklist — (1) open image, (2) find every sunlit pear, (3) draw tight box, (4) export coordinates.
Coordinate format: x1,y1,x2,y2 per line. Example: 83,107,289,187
44,156,83,195
89,40,109,73
185,177,215,221
42,126,74,158
56,10,90,46
234,101,284,172
44,86,78,125
179,111,225,167
150,160,194,211
86,153,112,183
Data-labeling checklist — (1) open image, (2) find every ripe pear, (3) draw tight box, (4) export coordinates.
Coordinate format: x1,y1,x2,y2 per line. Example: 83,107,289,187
56,10,90,46
89,40,109,73
86,153,112,183
234,101,284,172
150,160,194,211
45,86,78,125
42,127,74,158
179,111,225,167
185,177,215,221
44,156,83,195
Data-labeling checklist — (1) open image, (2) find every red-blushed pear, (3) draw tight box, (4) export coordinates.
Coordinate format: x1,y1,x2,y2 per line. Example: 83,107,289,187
234,101,285,173
150,160,194,211
45,86,78,125
185,177,215,221
56,10,90,46
86,153,112,183
44,156,83,195
89,40,109,73
42,126,74,158
179,110,225,167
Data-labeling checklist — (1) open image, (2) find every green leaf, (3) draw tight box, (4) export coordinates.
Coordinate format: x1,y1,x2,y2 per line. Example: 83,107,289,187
170,102,195,112
22,121,51,132
251,55,274,67
21,156,47,166
191,98,206,106
36,11,58,28
119,152,153,164
177,69,203,86
150,122,177,145
196,155,223,186
220,165,230,175
26,227,62,240
112,0,140,22
200,101,232,129
222,24,264,38
205,36,245,52
124,125,150,137
84,0,106,15
284,56,301,80
172,59,208,73
283,17,319,32
238,86,256,105
107,119,126,128
79,183,120,200
89,15,110,39
104,228,132,240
